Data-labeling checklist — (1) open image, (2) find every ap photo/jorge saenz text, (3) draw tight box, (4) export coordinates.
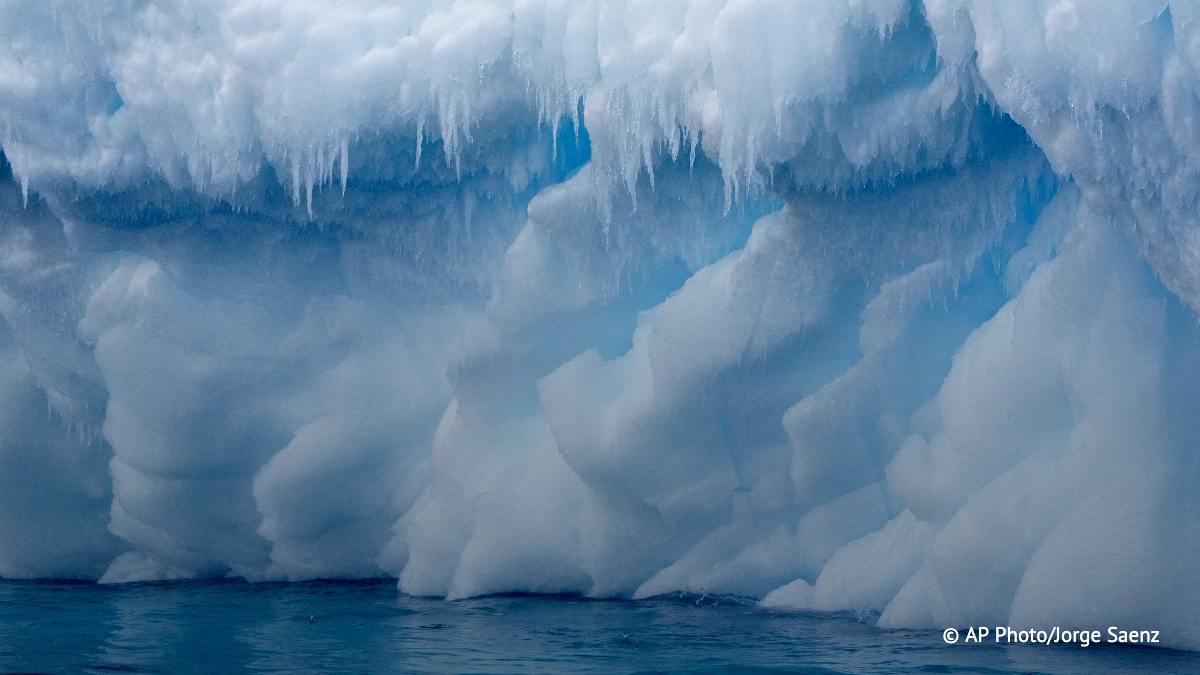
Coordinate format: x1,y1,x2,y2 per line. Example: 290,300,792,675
1,1,1199,673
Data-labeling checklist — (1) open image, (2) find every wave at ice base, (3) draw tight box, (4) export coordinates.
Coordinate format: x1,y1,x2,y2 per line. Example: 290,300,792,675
2,0,1199,650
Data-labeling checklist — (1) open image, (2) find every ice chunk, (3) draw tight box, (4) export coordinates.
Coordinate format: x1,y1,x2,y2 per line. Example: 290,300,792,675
0,0,1197,651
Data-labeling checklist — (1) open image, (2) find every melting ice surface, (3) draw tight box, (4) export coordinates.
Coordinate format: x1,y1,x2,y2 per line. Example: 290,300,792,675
2,0,1200,652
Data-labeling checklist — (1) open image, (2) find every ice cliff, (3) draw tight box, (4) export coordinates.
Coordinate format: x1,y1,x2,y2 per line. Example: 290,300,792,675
2,0,1200,649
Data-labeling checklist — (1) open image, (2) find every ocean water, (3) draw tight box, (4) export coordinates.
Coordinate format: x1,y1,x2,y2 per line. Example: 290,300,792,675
0,579,1196,673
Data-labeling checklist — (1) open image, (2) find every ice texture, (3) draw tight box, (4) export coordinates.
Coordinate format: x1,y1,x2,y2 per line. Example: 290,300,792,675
2,0,1200,649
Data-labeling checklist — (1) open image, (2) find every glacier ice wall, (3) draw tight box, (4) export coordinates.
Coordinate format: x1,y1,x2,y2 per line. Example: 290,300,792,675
2,0,1200,649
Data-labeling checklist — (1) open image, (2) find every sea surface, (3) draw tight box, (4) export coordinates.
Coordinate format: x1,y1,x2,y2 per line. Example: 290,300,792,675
0,579,1196,673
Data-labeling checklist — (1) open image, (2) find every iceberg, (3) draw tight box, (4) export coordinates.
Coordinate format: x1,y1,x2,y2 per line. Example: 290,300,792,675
1,0,1198,649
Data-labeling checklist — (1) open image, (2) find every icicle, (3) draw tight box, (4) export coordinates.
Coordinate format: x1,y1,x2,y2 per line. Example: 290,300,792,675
415,116,425,171
462,93,473,144
440,95,457,169
9,145,30,208
305,164,314,220
339,136,349,196
551,113,560,161
290,156,302,208
642,139,655,192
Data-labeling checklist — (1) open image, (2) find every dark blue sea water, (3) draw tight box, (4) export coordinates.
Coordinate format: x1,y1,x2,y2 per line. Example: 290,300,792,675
1,579,1196,673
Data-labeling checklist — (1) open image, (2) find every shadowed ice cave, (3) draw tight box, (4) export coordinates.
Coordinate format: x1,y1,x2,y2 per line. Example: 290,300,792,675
1,0,1200,650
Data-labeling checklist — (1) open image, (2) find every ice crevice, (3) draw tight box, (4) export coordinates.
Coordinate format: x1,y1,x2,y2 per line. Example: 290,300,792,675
1,0,1200,650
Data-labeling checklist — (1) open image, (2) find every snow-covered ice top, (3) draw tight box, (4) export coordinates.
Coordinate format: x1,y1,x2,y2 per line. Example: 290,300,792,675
5,1,1197,296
